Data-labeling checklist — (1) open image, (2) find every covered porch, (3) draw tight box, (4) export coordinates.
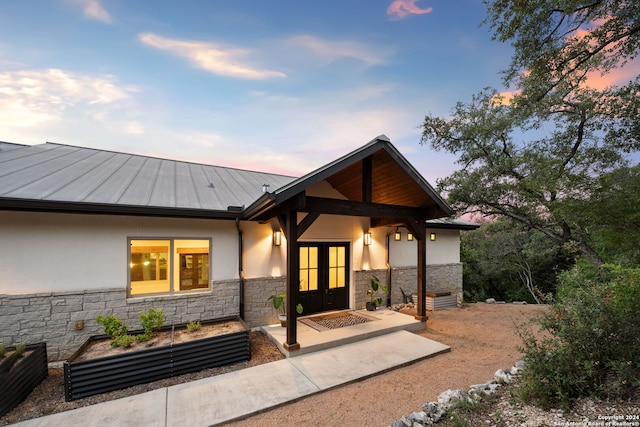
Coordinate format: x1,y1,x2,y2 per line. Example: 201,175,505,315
244,135,455,352
262,308,425,357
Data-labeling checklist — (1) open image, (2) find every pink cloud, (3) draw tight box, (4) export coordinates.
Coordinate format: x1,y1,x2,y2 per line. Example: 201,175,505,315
387,0,433,19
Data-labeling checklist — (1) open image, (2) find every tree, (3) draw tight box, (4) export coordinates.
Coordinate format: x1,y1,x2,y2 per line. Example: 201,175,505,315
421,1,640,267
462,218,572,303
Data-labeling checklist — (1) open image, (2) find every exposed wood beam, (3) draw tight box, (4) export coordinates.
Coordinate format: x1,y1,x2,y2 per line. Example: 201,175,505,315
284,209,300,351
303,196,423,219
297,212,320,239
414,220,428,322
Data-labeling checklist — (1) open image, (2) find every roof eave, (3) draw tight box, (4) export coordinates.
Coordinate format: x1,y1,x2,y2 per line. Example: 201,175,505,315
0,198,241,220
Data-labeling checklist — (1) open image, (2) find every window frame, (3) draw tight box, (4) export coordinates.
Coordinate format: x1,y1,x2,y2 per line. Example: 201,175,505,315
127,237,212,297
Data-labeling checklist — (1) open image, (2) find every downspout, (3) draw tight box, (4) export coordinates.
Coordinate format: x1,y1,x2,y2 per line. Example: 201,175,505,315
385,227,398,307
235,218,245,319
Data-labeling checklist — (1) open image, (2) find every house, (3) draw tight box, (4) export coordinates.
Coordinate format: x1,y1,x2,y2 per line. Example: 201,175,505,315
0,136,476,361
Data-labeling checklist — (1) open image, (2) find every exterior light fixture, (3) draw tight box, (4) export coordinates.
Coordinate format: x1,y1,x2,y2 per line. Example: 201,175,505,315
407,233,413,241
394,232,401,241
430,233,437,241
364,232,372,246
273,230,282,246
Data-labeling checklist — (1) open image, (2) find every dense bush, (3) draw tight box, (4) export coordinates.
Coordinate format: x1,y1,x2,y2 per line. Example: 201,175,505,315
96,314,134,348
517,263,640,408
137,308,165,342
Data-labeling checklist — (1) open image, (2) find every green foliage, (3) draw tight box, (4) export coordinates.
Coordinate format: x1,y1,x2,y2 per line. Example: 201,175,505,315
187,320,202,332
14,343,26,357
111,334,134,348
461,218,571,302
96,314,128,340
421,3,640,268
483,0,640,100
443,412,468,427
268,292,303,316
139,308,165,336
0,344,4,358
517,263,640,408
367,275,388,305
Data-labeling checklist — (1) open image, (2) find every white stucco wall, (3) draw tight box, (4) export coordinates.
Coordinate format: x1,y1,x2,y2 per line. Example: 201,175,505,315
388,227,461,267
0,211,238,294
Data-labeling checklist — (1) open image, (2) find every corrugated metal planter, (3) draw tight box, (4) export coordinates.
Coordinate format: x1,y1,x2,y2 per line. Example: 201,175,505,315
0,342,48,417
63,317,250,401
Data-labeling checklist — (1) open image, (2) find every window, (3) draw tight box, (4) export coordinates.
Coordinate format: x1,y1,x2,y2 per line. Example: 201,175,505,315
129,239,210,296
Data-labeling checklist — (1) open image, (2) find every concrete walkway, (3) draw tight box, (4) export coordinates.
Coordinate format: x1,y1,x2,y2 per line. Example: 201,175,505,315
10,331,449,427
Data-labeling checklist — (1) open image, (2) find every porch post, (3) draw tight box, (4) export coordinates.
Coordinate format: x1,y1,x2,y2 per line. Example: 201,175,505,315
284,209,300,351
415,221,428,322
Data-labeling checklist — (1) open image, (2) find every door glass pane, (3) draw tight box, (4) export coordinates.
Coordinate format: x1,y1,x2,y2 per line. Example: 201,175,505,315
300,246,318,292
328,246,346,289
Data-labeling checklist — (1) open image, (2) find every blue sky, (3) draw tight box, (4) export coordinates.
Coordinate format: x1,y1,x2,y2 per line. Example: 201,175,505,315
0,0,515,184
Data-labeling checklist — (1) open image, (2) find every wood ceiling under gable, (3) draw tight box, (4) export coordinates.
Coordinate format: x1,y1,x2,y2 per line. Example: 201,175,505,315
325,150,438,209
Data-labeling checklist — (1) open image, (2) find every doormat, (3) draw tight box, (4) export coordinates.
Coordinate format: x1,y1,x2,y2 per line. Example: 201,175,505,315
299,311,379,332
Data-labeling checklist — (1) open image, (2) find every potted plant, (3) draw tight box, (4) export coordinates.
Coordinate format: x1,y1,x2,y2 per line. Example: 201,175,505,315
366,275,388,311
268,292,303,327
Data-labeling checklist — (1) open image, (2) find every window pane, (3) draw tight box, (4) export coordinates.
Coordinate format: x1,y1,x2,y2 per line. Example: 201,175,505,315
176,240,210,291
130,240,170,295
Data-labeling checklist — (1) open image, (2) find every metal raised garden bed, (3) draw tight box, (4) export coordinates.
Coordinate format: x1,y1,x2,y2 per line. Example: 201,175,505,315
0,342,48,417
63,316,250,401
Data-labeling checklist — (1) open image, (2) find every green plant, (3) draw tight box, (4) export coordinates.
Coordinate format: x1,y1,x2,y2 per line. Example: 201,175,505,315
112,334,134,348
187,320,202,332
443,412,468,427
0,344,4,358
367,275,388,305
268,292,303,316
14,343,26,357
96,314,128,340
517,262,640,409
137,308,165,342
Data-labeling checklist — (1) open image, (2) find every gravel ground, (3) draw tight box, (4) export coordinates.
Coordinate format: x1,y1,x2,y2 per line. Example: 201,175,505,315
3,303,636,427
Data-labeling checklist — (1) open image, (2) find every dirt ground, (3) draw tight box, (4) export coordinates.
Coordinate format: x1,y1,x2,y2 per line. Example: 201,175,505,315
225,302,548,427
0,303,546,426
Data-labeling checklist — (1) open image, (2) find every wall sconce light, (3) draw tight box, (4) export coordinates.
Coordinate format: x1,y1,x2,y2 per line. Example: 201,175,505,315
364,232,372,246
430,233,437,241
273,230,282,246
394,232,401,241
407,233,413,241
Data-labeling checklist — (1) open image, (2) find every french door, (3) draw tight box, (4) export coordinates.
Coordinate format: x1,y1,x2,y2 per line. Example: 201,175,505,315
298,242,350,315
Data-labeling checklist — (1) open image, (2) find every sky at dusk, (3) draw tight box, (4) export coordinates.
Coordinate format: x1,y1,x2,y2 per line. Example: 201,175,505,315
0,1,555,185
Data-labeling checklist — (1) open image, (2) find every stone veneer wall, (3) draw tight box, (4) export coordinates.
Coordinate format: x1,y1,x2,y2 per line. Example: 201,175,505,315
0,279,240,362
242,276,287,328
387,264,463,304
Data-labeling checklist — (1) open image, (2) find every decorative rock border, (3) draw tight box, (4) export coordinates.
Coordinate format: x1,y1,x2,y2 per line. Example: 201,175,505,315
390,360,525,426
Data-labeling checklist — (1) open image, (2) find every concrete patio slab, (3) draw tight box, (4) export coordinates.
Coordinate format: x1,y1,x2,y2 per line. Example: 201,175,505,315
9,388,166,427
165,359,319,426
288,330,450,390
263,308,426,357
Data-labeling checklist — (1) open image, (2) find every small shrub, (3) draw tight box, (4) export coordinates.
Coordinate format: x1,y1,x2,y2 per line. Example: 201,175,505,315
111,334,134,348
14,343,26,357
517,262,640,408
96,314,128,340
139,308,165,336
187,320,202,332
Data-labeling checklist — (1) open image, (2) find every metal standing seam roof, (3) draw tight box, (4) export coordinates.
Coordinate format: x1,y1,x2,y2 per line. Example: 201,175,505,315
0,142,297,217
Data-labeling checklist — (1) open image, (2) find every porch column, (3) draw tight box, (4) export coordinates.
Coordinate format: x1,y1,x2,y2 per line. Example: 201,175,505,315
415,221,427,322
284,209,300,351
